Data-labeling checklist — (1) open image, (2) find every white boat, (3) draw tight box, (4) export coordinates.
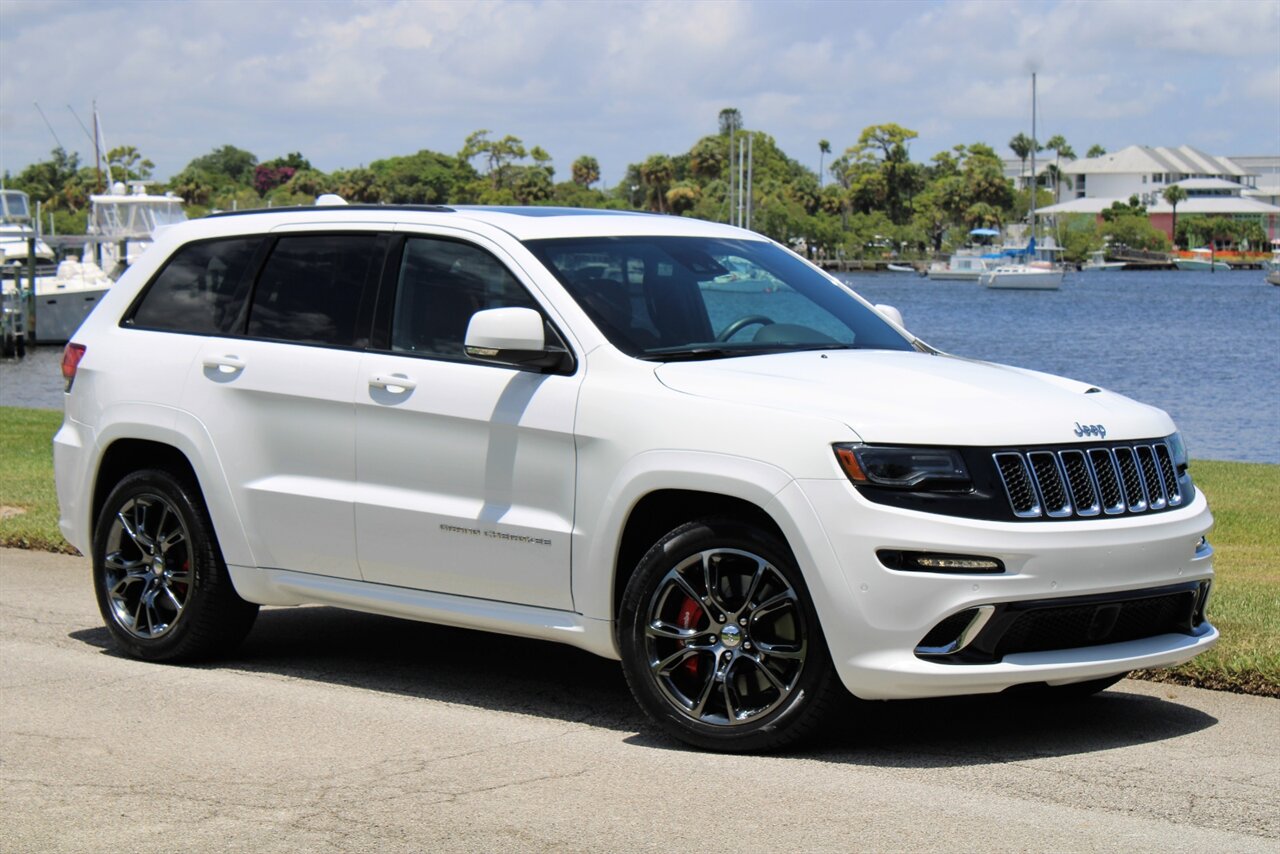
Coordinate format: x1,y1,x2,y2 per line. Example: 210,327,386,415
0,189,55,264
886,263,917,273
1266,247,1280,286
981,264,1064,290
986,73,1063,291
1080,250,1125,272
0,185,165,344
1173,248,1231,272
89,181,187,275
927,249,994,281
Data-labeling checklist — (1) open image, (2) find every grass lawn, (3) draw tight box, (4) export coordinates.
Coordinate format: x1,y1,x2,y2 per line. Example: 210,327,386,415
1,405,1276,696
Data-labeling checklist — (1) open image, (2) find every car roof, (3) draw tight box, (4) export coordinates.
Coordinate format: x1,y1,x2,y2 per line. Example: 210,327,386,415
197,204,759,242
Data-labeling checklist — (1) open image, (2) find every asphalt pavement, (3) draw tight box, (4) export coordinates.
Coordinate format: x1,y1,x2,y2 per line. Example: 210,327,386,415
2,547,1277,852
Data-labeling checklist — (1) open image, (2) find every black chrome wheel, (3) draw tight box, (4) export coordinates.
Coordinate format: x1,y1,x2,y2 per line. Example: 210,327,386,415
93,469,258,661
620,519,838,752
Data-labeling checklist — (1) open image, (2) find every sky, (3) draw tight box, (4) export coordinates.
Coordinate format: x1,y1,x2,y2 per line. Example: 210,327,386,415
1,0,1277,188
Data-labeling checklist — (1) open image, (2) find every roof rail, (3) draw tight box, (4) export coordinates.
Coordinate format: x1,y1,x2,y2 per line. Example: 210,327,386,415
204,203,456,220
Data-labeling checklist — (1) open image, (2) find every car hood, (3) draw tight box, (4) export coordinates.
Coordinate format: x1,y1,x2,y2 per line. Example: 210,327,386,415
653,349,1175,446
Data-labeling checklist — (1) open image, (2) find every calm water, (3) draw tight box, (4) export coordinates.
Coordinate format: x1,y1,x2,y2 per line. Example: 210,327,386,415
2,268,1277,463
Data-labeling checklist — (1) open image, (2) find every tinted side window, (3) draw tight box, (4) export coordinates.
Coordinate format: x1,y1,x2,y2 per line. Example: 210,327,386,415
130,237,260,334
390,237,539,359
247,235,379,346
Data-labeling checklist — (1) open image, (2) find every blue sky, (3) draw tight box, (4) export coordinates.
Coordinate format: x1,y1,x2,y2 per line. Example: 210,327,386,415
1,0,1277,186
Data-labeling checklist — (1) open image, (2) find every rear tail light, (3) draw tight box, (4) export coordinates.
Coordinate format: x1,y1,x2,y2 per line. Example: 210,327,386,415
61,343,86,391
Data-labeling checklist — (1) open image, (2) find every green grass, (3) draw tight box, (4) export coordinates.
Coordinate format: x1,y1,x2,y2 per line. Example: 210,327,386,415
1,405,1276,695
0,407,73,553
1134,460,1280,696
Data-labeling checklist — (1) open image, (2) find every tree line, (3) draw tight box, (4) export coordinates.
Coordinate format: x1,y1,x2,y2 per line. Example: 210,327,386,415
4,109,1252,261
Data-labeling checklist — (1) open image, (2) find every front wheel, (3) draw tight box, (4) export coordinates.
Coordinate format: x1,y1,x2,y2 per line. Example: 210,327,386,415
93,469,258,662
619,519,840,752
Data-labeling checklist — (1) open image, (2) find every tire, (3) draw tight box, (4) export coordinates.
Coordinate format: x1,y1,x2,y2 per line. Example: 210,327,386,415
619,518,840,752
92,469,258,662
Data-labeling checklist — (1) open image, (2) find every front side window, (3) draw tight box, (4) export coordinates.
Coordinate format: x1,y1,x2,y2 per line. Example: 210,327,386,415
524,236,912,360
390,237,539,359
129,237,260,334
247,234,379,346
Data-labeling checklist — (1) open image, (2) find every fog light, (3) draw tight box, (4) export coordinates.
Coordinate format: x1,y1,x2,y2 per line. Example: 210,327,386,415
877,550,1005,574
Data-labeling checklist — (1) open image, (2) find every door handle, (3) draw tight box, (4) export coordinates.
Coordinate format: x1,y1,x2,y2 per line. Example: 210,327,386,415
369,373,417,393
202,355,245,374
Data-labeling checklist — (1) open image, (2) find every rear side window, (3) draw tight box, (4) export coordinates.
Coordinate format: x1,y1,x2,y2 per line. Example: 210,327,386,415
129,237,260,334
390,237,539,359
247,235,379,346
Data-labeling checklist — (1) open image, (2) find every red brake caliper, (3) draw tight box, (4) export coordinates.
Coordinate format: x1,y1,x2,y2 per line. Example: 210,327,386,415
677,596,702,677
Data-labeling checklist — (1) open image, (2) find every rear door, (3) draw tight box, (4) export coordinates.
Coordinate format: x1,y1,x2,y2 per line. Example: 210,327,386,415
182,231,385,578
354,233,580,609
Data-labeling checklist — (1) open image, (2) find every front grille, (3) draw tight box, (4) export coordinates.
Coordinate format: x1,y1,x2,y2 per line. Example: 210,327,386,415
916,581,1210,664
994,440,1185,520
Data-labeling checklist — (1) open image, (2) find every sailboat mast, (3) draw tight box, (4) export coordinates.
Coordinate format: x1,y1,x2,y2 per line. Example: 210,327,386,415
1030,73,1037,241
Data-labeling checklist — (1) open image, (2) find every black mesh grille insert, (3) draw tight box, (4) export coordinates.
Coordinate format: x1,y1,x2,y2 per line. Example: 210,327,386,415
915,582,1209,664
1137,445,1166,510
1115,447,1147,511
1089,449,1125,514
1155,444,1182,505
993,591,1197,658
995,453,1039,517
1060,450,1100,516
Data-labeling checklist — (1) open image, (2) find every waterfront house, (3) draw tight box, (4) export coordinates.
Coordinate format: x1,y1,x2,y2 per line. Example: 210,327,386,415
1028,146,1280,243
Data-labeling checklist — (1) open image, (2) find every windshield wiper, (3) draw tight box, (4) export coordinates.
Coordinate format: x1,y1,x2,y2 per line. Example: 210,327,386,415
638,343,856,362
636,347,748,362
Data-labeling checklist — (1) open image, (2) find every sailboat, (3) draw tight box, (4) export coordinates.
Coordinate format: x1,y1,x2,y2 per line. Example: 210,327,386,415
984,73,1064,291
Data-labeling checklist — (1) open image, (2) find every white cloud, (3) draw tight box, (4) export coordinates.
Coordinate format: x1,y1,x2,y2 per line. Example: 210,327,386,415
1,0,1276,185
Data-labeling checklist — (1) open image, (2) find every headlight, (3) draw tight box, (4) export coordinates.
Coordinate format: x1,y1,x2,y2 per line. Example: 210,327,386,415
833,444,972,491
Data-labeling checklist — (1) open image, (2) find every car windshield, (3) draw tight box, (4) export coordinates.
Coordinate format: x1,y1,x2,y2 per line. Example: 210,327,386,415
524,236,912,360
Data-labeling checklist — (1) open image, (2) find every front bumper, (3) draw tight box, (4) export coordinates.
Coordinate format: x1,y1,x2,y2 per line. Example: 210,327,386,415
785,478,1216,700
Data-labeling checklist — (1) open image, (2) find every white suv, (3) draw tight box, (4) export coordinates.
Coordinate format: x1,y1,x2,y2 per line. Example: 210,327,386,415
54,203,1217,751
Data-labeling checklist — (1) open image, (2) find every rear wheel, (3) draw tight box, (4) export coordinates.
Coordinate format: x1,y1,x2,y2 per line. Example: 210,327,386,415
93,469,258,661
619,519,840,752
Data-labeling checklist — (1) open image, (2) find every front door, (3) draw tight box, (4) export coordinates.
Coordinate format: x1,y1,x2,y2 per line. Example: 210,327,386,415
354,235,579,609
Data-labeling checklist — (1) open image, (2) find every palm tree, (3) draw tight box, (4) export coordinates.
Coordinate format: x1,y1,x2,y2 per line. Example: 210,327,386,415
1045,136,1076,204
1162,184,1188,249
638,154,675,213
1086,144,1106,159
571,156,600,188
1009,133,1036,189
818,139,831,188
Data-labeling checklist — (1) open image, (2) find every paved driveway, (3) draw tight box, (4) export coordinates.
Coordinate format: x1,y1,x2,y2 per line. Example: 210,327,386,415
2,548,1277,852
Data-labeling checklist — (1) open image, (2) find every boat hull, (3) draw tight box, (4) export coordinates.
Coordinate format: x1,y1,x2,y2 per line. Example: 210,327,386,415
982,268,1064,290
926,269,983,281
1173,259,1231,272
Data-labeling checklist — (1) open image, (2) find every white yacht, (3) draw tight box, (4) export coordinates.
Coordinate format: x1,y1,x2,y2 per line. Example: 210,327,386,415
89,181,187,275
1173,248,1231,272
1080,250,1125,272
927,249,994,281
0,189,55,264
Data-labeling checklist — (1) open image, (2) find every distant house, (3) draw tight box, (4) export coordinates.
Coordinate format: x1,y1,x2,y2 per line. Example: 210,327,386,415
1030,145,1280,242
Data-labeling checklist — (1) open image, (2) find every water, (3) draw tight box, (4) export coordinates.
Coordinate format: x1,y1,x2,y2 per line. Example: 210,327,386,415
2,268,1277,463
837,268,1279,465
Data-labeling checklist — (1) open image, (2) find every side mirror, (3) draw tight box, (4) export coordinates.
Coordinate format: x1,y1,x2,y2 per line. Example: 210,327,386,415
465,307,571,372
874,303,905,329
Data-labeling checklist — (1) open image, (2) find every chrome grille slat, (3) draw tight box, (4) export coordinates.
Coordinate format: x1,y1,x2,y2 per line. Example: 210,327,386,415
1059,450,1100,516
994,452,1041,518
1137,445,1167,510
1027,451,1073,517
993,439,1187,520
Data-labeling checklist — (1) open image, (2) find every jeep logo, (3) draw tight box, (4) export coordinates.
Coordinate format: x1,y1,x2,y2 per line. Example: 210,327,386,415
1074,422,1107,439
